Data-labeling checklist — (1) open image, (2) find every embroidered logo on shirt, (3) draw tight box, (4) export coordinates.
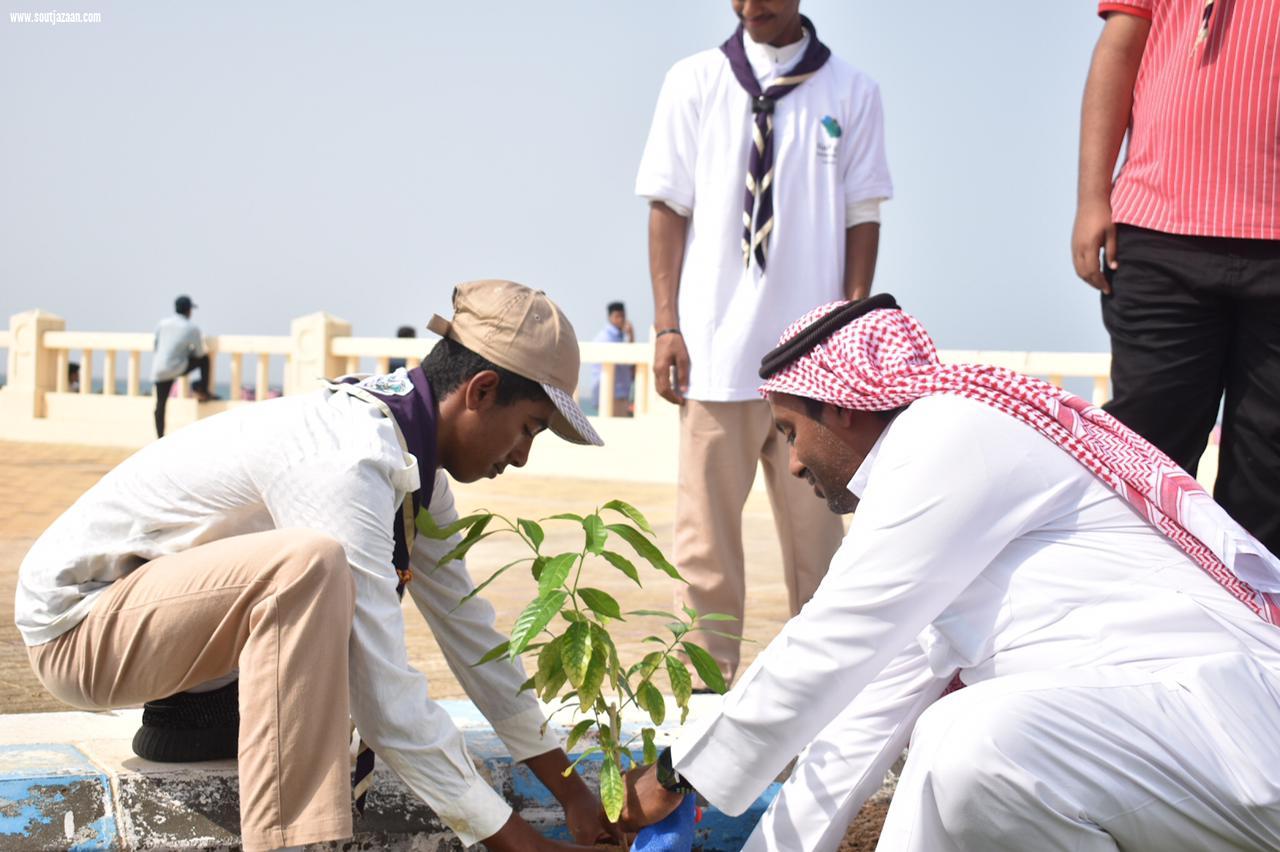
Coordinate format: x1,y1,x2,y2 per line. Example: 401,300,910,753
357,372,414,396
820,116,842,138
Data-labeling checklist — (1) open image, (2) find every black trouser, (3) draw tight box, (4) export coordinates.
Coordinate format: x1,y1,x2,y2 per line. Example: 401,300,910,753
1102,224,1280,555
154,353,210,438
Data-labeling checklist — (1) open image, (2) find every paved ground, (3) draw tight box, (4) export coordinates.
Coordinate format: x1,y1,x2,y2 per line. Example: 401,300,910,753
0,440,884,850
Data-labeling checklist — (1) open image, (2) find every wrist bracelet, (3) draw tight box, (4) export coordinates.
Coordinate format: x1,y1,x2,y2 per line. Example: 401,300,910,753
655,328,682,339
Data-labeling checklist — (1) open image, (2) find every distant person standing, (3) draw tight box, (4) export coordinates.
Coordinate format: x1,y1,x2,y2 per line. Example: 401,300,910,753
152,295,215,438
636,0,893,685
590,301,635,417
389,325,417,372
1071,1,1280,555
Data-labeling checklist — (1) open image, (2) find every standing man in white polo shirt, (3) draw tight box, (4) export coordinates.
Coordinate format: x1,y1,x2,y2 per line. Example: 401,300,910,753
635,0,893,686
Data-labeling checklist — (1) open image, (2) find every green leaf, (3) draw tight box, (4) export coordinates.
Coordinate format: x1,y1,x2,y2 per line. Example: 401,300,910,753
602,499,655,536
641,727,658,765
665,656,693,707
681,604,698,621
579,587,623,621
566,745,603,774
628,651,663,681
535,636,563,692
582,514,608,555
561,622,593,688
454,557,531,610
415,510,488,541
537,553,577,597
578,643,607,710
601,550,642,587
517,674,537,693
681,641,727,694
606,524,682,580
589,623,619,669
530,556,547,581
701,628,748,642
471,640,510,668
437,514,494,565
637,680,667,726
546,512,584,523
627,609,681,620
539,667,568,703
600,754,624,822
518,518,545,550
560,609,586,623
696,612,740,622
565,718,596,753
510,591,567,657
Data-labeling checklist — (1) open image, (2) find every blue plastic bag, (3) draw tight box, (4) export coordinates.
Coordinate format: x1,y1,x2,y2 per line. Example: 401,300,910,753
630,793,697,852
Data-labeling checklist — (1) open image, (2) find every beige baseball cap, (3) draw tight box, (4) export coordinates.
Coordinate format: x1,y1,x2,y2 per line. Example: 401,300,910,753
427,280,604,447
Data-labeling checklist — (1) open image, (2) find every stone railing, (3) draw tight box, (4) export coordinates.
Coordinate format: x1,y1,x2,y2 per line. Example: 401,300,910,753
4,308,1216,487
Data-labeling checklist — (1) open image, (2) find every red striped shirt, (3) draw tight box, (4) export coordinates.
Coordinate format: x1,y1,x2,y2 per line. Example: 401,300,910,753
1099,0,1280,239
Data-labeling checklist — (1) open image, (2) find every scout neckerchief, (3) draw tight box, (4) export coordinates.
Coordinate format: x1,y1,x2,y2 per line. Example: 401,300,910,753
327,367,438,813
759,297,1280,626
720,15,830,271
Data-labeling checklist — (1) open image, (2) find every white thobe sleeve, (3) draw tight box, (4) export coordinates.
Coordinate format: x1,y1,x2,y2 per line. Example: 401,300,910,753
262,449,515,847
404,470,559,761
671,413,1054,816
743,640,951,852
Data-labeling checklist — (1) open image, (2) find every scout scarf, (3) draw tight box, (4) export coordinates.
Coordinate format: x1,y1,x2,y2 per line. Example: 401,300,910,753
759,296,1280,625
328,367,438,812
720,15,830,271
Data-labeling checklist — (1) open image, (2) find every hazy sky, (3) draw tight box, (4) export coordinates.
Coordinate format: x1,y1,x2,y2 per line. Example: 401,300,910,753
1,2,1108,354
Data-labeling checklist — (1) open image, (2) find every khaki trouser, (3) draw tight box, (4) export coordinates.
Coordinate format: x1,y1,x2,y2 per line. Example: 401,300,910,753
27,529,357,852
675,399,846,684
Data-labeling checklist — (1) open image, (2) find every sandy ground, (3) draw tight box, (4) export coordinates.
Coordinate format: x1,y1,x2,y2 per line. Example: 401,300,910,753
0,440,886,850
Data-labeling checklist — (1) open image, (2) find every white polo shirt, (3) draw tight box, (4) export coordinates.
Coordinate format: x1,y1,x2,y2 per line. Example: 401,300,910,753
636,30,893,401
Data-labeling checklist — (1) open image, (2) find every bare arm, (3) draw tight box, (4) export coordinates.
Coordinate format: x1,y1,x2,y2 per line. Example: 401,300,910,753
648,201,691,404
1071,12,1151,294
843,222,880,301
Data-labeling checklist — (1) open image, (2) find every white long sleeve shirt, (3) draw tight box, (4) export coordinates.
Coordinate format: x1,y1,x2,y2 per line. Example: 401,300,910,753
672,394,1280,816
15,388,558,845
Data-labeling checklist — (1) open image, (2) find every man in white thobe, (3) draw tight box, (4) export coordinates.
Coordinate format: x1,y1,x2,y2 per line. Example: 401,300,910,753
620,294,1280,851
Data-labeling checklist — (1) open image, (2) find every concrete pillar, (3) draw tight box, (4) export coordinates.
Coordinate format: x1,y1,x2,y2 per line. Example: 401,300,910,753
0,310,65,418
288,312,350,396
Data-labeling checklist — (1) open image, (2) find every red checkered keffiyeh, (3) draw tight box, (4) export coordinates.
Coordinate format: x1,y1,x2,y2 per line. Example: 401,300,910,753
759,301,1280,624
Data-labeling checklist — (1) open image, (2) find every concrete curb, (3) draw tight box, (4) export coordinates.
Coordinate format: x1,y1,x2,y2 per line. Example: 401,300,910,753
0,698,798,851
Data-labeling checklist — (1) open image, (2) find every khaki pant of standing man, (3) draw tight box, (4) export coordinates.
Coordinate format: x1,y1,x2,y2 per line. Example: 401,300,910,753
677,399,845,684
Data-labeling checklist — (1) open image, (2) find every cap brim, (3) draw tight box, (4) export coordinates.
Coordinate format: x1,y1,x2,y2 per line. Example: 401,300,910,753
541,384,604,446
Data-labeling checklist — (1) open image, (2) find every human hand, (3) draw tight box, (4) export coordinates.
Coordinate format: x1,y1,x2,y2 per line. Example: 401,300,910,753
483,811,605,852
653,333,690,405
563,784,624,846
623,320,635,341
617,763,685,834
1071,199,1117,294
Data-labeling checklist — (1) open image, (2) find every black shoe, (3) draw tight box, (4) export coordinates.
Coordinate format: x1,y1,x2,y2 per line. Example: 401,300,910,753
132,680,239,762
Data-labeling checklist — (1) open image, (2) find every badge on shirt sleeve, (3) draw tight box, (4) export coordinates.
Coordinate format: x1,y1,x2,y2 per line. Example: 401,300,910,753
357,372,414,396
